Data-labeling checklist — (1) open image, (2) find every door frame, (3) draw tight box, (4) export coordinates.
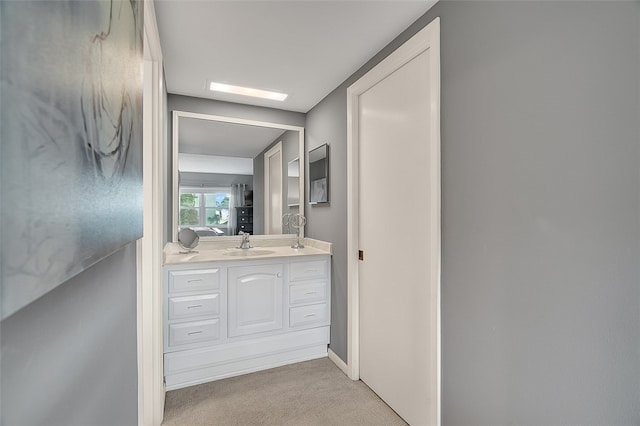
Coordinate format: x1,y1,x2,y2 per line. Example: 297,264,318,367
346,17,441,423
139,0,166,424
264,141,283,234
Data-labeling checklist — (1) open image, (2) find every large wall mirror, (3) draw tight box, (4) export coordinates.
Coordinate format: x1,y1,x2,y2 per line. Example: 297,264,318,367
172,111,305,241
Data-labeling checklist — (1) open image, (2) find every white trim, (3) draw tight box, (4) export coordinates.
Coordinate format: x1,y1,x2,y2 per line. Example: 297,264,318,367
143,0,162,62
139,1,165,424
171,111,305,242
346,86,359,381
346,17,441,425
297,129,305,218
172,111,180,242
264,141,283,234
327,348,349,377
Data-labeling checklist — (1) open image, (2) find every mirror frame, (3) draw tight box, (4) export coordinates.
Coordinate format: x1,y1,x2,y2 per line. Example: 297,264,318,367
308,143,329,205
172,110,305,242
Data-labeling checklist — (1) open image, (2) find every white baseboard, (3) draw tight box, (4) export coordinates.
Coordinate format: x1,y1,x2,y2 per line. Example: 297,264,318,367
328,348,350,378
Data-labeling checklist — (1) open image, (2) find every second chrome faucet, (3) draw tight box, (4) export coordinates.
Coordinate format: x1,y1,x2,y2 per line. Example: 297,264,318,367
237,231,252,249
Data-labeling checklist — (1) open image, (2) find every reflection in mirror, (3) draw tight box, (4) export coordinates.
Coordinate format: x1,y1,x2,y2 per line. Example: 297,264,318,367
309,144,329,205
177,228,199,253
172,111,305,241
287,158,300,207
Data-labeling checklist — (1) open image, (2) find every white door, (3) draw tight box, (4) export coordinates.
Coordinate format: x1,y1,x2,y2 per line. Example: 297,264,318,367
348,19,440,426
264,142,283,234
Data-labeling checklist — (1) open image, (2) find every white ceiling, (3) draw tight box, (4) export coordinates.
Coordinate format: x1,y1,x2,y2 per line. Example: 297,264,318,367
155,0,436,113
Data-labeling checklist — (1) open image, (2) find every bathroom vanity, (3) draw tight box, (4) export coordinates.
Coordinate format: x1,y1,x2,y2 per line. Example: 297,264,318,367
163,238,331,390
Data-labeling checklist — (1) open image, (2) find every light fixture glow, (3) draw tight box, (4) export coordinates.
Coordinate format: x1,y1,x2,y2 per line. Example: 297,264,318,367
209,82,288,101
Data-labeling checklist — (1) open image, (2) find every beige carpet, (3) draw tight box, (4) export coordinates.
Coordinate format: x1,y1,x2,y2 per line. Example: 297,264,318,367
163,357,407,426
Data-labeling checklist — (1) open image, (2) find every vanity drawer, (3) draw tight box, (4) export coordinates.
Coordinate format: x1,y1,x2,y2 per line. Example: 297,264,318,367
239,216,251,224
290,303,329,328
168,319,220,347
289,281,327,305
289,260,328,282
237,208,251,216
168,294,220,320
169,269,220,293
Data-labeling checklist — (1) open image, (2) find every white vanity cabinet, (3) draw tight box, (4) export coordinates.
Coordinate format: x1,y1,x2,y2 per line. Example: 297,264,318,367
164,268,224,352
163,255,330,390
228,263,284,337
288,258,330,328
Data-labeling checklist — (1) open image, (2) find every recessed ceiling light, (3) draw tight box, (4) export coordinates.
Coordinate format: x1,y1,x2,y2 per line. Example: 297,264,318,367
209,82,288,101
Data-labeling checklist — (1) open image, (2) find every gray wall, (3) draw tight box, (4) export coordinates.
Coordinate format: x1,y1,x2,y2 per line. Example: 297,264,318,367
305,1,640,424
305,91,348,362
167,94,305,242
1,243,138,426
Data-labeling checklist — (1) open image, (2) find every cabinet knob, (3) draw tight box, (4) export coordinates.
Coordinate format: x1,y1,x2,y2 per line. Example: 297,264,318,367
277,272,282,278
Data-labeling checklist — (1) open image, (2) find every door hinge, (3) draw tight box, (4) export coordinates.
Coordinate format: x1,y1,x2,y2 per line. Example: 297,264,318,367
358,250,364,261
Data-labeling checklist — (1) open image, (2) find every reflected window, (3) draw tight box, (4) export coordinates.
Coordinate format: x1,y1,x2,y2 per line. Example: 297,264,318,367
180,188,231,229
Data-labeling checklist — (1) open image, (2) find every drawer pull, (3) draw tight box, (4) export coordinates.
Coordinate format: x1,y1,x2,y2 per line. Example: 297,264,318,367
187,305,203,309
304,291,317,295
306,269,317,274
187,279,203,283
304,314,316,318
187,331,203,336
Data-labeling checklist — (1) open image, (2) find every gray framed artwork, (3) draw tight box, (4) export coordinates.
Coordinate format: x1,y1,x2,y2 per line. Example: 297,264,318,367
309,144,329,205
0,0,144,319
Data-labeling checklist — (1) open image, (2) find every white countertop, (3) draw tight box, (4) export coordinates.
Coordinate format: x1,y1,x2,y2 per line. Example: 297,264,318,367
164,237,332,265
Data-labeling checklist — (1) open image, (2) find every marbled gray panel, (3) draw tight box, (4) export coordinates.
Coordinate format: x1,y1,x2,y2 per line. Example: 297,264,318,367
0,0,144,319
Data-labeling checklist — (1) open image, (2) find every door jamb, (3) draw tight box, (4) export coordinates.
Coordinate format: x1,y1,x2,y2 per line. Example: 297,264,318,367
346,17,441,424
139,0,166,424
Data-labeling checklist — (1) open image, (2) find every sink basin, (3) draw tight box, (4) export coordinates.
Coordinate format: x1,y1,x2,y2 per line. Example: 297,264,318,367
224,248,275,257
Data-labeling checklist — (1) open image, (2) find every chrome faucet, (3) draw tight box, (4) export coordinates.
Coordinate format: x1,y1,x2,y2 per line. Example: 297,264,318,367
237,231,252,249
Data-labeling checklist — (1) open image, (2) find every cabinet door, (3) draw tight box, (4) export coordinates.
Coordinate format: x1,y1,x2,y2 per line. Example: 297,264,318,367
228,263,283,337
